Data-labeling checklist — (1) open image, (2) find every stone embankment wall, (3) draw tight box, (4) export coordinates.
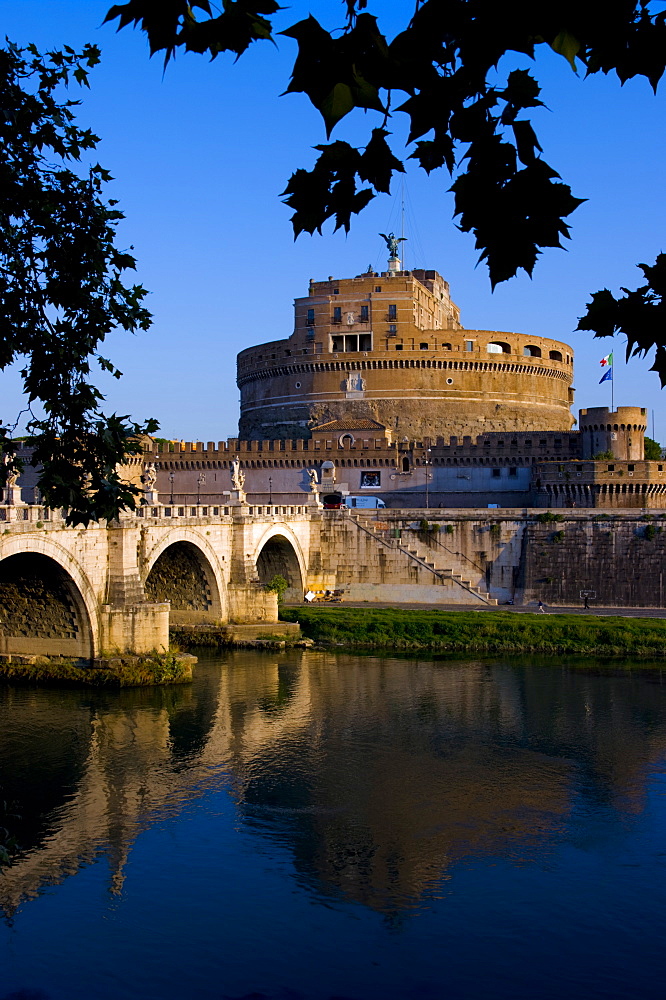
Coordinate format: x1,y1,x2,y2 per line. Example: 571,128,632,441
520,516,666,607
339,510,666,607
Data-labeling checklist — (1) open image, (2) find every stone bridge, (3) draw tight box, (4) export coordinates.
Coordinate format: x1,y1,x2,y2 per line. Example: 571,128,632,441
0,496,501,662
0,500,318,661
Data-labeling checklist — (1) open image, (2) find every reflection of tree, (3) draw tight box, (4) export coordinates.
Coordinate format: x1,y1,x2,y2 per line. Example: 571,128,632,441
2,653,666,918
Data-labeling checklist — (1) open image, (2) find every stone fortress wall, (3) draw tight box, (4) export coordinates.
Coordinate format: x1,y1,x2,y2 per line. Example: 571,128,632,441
237,268,575,441
141,405,665,510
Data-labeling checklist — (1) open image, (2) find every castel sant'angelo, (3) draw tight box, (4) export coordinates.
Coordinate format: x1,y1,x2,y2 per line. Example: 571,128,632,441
144,239,660,510
237,249,575,443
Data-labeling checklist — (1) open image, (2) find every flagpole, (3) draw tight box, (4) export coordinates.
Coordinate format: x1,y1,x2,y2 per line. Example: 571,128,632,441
611,337,614,413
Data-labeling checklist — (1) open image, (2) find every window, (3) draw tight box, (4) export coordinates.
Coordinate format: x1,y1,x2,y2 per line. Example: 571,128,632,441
465,340,474,352
508,467,517,477
389,324,397,334
487,342,510,354
333,306,342,324
331,335,344,352
360,304,369,322
375,285,382,292
420,342,428,350
628,464,635,471
306,308,315,326
388,303,397,320
607,464,615,471
359,333,372,351
491,468,501,477
549,350,562,361
523,345,542,357
395,343,403,350
344,335,358,352
333,288,339,294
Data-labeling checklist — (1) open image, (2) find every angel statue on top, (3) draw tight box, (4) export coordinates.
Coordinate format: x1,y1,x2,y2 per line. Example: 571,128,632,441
379,232,407,260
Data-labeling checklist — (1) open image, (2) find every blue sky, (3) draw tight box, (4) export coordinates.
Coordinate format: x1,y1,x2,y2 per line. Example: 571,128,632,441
2,0,665,442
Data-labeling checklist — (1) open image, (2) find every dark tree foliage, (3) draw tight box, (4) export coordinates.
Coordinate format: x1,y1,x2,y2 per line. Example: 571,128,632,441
0,42,157,524
106,2,666,359
577,255,666,384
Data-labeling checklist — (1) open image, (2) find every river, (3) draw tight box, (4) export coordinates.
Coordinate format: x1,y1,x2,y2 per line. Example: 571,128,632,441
1,651,665,999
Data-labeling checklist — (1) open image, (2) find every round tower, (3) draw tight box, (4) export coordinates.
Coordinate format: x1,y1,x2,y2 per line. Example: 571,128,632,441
237,267,575,441
578,407,647,460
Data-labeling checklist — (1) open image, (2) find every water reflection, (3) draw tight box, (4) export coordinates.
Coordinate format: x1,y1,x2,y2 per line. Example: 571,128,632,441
1,652,665,919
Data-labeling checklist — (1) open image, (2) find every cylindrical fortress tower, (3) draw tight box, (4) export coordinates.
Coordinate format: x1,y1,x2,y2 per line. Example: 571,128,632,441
578,406,647,460
237,267,575,441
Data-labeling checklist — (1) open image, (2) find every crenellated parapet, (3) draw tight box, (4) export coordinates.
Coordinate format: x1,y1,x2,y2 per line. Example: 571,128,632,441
578,406,647,461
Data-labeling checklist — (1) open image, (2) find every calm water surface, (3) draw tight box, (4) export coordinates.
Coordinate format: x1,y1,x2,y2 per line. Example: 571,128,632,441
1,651,666,1000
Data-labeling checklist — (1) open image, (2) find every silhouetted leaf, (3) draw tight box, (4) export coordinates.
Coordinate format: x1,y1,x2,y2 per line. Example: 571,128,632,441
578,255,666,385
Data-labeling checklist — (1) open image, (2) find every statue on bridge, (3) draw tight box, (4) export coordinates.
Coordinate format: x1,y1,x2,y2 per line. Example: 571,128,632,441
231,457,245,491
308,468,319,492
2,452,18,489
142,463,157,492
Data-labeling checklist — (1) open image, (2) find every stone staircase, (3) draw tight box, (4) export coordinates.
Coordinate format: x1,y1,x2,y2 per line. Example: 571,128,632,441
349,515,497,605
400,539,497,604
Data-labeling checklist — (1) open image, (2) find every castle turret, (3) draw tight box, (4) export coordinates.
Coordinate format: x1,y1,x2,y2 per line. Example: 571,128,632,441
578,407,647,460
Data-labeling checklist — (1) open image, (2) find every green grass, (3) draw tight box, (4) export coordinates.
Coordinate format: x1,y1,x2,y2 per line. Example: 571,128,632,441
0,650,194,687
279,607,666,658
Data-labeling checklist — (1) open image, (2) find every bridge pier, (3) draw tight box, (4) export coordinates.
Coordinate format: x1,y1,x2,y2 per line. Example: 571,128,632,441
100,602,170,655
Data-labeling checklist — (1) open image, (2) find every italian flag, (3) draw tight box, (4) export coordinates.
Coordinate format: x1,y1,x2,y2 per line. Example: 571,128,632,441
600,352,613,367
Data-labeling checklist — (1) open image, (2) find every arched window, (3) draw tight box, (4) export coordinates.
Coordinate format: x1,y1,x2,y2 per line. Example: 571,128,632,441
487,342,510,354
549,350,562,361
523,345,542,357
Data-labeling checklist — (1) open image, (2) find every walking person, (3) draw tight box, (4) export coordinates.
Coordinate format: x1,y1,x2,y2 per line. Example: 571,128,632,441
583,593,590,610
538,599,545,613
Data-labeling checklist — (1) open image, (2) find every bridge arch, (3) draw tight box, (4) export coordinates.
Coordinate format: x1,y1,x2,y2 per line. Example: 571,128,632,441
253,525,306,603
0,536,98,660
143,529,226,622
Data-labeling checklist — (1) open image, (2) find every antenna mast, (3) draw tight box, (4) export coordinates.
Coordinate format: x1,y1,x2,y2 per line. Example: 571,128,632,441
400,179,406,271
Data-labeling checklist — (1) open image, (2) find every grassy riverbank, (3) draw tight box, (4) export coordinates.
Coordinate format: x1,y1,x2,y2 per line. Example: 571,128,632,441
279,607,666,658
0,650,196,687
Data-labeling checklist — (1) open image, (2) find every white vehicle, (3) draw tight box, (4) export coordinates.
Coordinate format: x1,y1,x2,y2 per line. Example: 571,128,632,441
344,496,386,509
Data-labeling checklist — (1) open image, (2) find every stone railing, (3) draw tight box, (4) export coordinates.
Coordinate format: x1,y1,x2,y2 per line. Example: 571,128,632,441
0,501,313,526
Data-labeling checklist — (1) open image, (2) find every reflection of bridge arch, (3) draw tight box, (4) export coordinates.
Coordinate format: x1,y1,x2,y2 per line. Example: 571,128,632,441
143,529,226,621
0,537,97,659
254,526,306,603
